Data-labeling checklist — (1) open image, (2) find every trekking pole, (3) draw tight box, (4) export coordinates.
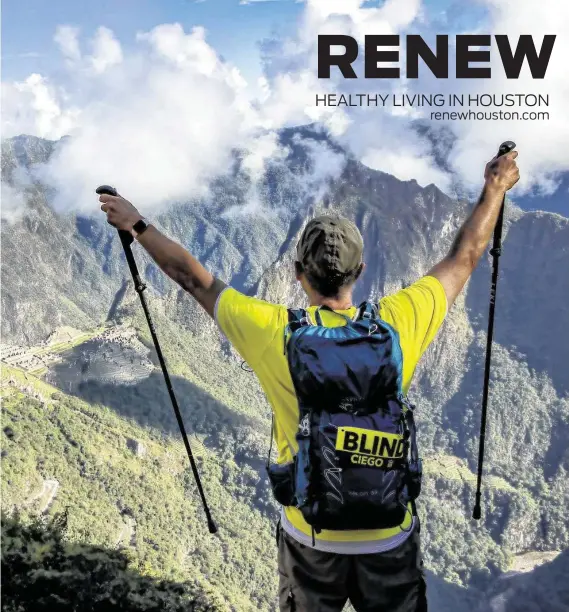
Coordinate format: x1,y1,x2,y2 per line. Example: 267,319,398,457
472,140,516,521
95,185,217,534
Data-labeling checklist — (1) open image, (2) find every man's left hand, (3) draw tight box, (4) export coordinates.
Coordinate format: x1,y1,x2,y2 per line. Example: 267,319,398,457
99,194,142,232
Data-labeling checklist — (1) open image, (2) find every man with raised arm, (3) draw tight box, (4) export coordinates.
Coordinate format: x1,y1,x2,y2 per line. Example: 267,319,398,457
100,150,519,612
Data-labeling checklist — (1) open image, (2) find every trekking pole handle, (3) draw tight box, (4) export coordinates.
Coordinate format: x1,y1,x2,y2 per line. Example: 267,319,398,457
497,141,516,157
491,141,516,253
95,185,134,247
95,185,144,287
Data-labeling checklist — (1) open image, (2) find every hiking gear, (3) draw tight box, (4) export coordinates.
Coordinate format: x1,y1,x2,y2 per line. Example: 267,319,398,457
472,140,516,521
267,302,422,533
277,519,426,612
95,185,217,534
296,215,363,278
279,506,415,554
216,278,446,546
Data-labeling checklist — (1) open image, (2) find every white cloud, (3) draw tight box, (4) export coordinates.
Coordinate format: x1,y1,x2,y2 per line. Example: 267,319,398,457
362,148,449,190
54,25,81,63
293,134,348,200
30,24,270,215
447,0,569,195
257,70,342,130
300,0,422,44
2,0,568,221
1,181,27,224
1,74,80,139
240,0,284,4
137,24,218,76
259,0,568,195
241,132,286,181
90,27,123,74
224,132,289,216
54,25,123,75
259,0,449,189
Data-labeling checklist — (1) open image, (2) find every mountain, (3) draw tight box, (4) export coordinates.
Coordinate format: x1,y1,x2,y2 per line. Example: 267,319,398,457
1,137,125,344
253,151,569,578
1,131,568,611
1,130,333,345
475,549,569,612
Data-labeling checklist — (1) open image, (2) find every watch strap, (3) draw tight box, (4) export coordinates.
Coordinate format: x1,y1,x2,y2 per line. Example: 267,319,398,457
132,217,149,238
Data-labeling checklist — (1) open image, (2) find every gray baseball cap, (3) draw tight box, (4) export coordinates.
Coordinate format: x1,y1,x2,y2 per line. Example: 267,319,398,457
296,214,364,278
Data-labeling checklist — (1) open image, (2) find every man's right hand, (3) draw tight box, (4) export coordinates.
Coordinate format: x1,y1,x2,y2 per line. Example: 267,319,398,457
484,151,520,192
427,147,520,308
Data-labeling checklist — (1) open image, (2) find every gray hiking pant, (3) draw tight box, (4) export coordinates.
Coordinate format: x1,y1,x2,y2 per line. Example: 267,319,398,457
276,519,427,612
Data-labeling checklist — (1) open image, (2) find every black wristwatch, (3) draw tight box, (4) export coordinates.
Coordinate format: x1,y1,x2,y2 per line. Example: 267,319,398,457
131,217,149,239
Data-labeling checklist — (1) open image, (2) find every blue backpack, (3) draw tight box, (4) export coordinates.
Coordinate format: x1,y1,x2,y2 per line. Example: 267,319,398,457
266,302,422,535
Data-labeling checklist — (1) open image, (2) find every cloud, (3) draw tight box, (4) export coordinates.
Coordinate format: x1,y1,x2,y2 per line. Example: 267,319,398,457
2,0,568,221
258,0,450,190
446,0,569,195
54,25,81,63
90,27,123,74
240,0,285,4
1,74,80,139
54,25,123,76
293,134,348,201
299,0,422,45
3,21,346,218
259,0,568,196
1,181,28,224
29,24,271,215
224,131,288,215
362,147,450,190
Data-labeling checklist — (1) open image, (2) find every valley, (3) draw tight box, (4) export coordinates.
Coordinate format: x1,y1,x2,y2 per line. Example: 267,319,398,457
1,131,568,610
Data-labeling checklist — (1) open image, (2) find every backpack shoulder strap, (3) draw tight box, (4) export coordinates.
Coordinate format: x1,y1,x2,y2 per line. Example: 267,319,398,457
287,308,310,325
283,307,311,355
356,301,379,321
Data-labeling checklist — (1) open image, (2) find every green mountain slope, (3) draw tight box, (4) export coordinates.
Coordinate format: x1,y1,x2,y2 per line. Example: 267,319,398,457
3,295,565,610
2,131,568,611
1,364,277,611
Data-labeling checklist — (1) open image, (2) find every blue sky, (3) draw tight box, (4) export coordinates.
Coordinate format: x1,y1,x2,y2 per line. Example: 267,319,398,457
1,0,567,216
2,0,479,84
2,0,303,84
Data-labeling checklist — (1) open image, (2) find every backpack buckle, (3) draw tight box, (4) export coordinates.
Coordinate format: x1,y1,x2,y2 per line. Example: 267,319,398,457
358,301,378,321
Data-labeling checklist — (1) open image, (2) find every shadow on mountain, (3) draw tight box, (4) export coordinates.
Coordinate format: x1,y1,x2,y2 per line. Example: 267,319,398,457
424,570,478,612
48,364,259,451
1,512,219,612
424,549,569,612
471,549,569,612
465,213,569,396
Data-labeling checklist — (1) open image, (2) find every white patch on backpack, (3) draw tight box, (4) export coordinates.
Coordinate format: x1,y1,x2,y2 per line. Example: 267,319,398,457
338,397,359,412
299,415,310,437
322,428,343,504
380,471,397,504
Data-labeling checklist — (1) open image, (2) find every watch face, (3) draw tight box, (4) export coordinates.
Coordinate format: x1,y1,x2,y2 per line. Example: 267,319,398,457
133,219,148,235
